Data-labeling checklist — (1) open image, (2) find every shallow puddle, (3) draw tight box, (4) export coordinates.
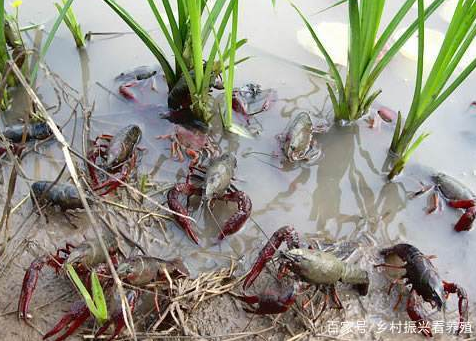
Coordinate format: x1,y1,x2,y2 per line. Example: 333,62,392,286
1,0,475,340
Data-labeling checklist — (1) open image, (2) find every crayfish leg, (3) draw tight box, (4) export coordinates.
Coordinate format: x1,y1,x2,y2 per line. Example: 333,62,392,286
427,192,440,214
454,206,476,232
43,301,90,341
448,199,476,209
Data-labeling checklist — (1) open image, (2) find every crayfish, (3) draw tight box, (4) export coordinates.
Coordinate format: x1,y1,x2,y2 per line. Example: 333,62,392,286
240,226,369,316
31,181,85,211
416,172,476,231
18,233,119,322
116,66,160,102
231,83,276,124
375,243,469,337
18,233,189,341
0,122,53,157
87,124,142,195
156,124,219,167
167,152,252,244
92,255,189,340
277,111,327,162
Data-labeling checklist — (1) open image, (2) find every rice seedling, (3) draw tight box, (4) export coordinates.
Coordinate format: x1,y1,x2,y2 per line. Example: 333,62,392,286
102,0,245,128
55,0,86,48
388,0,476,179
67,264,108,324
290,0,444,122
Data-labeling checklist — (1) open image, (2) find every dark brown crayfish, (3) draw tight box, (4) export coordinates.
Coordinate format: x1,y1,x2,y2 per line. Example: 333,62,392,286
375,243,468,337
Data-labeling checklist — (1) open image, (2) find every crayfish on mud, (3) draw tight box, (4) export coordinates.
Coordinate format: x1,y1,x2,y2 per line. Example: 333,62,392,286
167,152,252,244
239,226,369,316
0,122,53,157
415,172,476,231
31,181,85,211
18,233,189,341
87,124,142,195
277,111,328,163
18,233,119,322
375,243,469,337
156,124,219,167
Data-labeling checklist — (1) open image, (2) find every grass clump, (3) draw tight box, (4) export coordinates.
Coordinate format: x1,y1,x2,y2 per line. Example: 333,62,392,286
389,0,476,179
290,0,444,122
102,0,245,129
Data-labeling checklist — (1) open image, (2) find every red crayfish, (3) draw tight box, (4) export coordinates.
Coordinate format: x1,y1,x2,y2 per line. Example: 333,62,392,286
18,233,119,322
167,152,252,244
156,124,219,167
416,172,476,231
87,124,142,195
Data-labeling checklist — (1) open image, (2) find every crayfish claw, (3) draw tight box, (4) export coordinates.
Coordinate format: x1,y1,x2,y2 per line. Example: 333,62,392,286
239,285,297,315
217,191,252,241
454,206,476,232
243,225,299,290
43,301,90,341
18,257,47,319
443,281,469,335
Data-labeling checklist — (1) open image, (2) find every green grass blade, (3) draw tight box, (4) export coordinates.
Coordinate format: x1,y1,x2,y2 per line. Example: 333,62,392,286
178,0,188,43
360,0,416,84
202,0,227,45
390,111,402,151
102,0,176,88
224,0,238,128
430,24,476,104
202,0,234,97
162,0,182,50
289,1,344,97
360,0,385,75
66,264,102,322
326,83,340,118
146,0,195,92
206,0,238,128
91,271,107,323
422,55,476,121
405,0,425,127
365,0,443,92
314,0,347,15
30,0,74,85
388,132,430,179
187,0,204,91
0,0,8,72
54,0,85,48
347,0,361,119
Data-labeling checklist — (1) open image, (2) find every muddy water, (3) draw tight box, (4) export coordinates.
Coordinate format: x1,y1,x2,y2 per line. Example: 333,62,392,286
1,0,476,340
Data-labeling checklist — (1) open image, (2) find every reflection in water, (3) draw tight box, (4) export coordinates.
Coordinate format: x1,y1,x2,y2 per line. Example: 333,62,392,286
312,124,407,241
